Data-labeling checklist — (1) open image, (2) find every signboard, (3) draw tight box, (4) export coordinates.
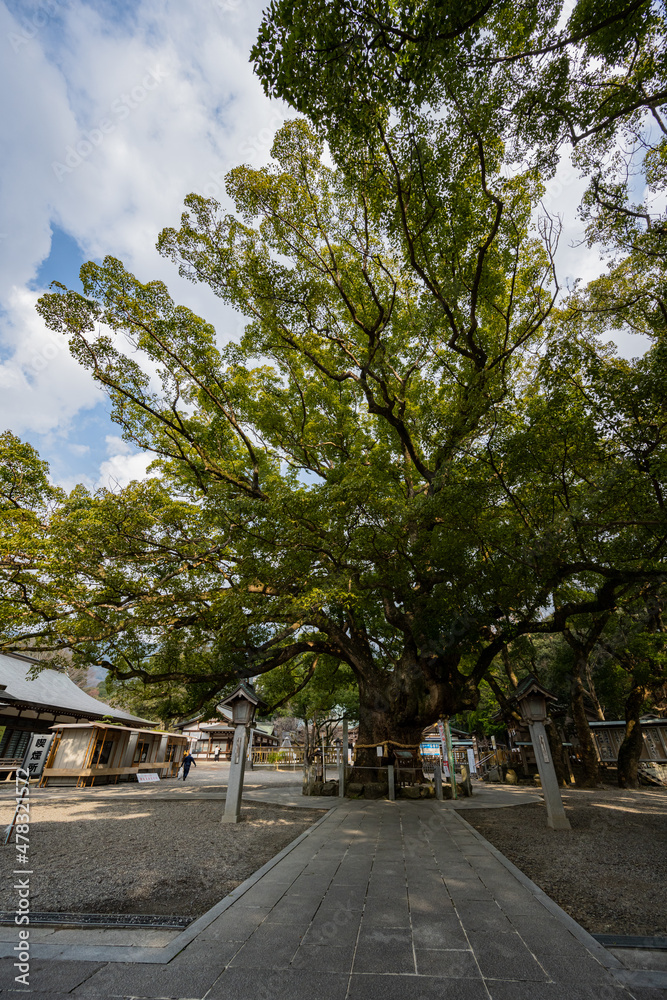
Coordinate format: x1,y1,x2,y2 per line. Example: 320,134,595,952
437,720,446,761
538,734,550,763
466,747,477,774
376,745,383,757
22,733,54,779
137,772,160,783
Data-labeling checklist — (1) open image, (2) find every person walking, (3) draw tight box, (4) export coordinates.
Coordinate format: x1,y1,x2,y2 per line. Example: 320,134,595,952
214,747,220,762
182,752,197,781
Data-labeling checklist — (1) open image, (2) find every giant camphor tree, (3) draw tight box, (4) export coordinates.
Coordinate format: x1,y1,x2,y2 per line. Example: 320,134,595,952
1,1,666,779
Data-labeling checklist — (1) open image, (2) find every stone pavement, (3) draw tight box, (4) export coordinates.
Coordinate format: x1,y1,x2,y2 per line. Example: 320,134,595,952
1,798,664,1000
0,762,542,809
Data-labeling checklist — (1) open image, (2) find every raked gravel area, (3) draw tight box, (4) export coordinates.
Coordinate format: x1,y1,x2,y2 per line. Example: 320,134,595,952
0,794,325,917
465,784,667,938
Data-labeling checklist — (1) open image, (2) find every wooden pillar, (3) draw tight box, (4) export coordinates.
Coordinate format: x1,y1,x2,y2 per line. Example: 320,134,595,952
434,761,443,800
387,764,395,801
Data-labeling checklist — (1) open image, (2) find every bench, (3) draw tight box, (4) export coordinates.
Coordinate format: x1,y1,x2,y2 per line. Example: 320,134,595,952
0,758,24,781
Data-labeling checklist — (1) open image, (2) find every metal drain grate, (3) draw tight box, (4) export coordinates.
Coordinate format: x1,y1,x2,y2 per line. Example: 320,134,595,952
593,934,667,951
0,911,193,930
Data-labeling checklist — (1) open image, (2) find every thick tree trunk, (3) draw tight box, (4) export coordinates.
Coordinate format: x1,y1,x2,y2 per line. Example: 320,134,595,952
563,619,609,786
343,642,480,791
350,710,425,784
585,659,606,721
571,671,599,787
617,685,648,789
348,676,428,785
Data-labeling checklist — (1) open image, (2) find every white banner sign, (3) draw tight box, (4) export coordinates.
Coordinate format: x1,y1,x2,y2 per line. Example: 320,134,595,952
137,772,160,783
22,733,54,779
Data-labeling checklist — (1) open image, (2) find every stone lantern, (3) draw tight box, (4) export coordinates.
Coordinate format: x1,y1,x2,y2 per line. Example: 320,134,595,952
218,682,266,824
514,677,570,831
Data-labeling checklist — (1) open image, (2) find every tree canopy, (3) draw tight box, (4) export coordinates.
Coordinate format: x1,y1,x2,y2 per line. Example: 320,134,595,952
0,2,665,774
252,0,666,157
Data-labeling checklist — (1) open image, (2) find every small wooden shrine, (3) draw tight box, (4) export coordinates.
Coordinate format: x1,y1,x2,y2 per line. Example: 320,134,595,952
40,722,188,788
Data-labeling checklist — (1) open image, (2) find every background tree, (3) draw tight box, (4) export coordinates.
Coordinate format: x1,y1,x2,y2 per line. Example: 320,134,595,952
561,614,610,786
596,585,667,787
257,654,358,763
252,0,666,163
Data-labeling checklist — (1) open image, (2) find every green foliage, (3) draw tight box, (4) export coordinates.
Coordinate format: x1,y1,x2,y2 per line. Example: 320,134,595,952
0,432,66,656
257,654,359,725
252,0,666,166
457,681,506,736
0,6,665,739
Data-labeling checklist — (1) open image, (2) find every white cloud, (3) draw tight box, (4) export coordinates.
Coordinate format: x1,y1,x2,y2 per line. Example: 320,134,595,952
97,435,153,490
0,286,102,436
0,0,289,480
0,0,653,488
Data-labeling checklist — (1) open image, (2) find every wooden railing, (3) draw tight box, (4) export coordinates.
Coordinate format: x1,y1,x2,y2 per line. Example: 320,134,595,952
0,757,24,780
251,747,343,767
251,748,306,766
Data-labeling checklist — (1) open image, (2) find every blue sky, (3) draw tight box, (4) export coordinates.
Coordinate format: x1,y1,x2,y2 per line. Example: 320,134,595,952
32,226,86,293
0,0,289,490
0,1,651,493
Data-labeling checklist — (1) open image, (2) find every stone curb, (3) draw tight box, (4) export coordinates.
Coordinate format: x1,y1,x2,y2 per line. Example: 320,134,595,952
448,807,624,970
0,806,336,965
449,807,667,992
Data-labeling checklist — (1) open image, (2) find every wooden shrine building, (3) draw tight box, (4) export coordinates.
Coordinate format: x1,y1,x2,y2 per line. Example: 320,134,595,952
40,721,188,787
0,651,157,780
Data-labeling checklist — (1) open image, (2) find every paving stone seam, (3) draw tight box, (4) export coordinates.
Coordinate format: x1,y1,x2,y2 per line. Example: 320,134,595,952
1,798,651,996
420,808,506,997
0,805,339,967
444,821,555,988
286,804,364,959
399,811,419,979
337,803,384,995
446,802,637,990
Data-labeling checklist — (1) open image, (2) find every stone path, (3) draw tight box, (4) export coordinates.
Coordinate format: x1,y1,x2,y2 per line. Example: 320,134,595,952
0,763,542,809
1,798,663,999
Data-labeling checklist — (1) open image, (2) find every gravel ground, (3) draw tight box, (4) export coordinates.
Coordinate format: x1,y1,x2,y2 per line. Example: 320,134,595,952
465,785,667,936
0,798,324,917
